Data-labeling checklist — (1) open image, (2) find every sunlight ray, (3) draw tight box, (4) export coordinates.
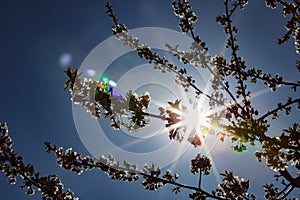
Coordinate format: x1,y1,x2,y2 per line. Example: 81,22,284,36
199,135,222,184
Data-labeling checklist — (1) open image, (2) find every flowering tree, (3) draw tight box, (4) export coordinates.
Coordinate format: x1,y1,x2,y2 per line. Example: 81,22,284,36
1,0,299,199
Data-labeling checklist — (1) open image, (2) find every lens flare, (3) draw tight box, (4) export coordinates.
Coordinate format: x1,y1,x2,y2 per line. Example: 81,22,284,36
97,81,124,100
85,68,96,77
59,53,72,66
108,80,117,87
101,76,109,83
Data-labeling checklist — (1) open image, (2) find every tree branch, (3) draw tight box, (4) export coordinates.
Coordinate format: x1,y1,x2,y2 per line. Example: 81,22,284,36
258,98,300,120
279,169,300,188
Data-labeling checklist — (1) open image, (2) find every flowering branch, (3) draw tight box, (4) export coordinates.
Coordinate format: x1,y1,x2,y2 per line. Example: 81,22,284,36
44,142,230,199
0,123,78,200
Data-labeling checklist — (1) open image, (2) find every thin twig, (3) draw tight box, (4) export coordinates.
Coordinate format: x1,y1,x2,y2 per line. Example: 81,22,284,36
258,98,300,120
198,170,202,189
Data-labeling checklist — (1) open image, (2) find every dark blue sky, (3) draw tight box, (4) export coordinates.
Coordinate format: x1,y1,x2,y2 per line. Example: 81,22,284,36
0,1,299,199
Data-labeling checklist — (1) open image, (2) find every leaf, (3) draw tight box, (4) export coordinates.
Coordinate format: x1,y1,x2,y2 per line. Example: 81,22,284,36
63,67,82,90
190,134,202,147
220,135,225,142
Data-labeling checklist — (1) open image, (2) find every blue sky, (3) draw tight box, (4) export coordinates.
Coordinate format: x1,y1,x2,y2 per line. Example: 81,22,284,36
0,0,299,199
